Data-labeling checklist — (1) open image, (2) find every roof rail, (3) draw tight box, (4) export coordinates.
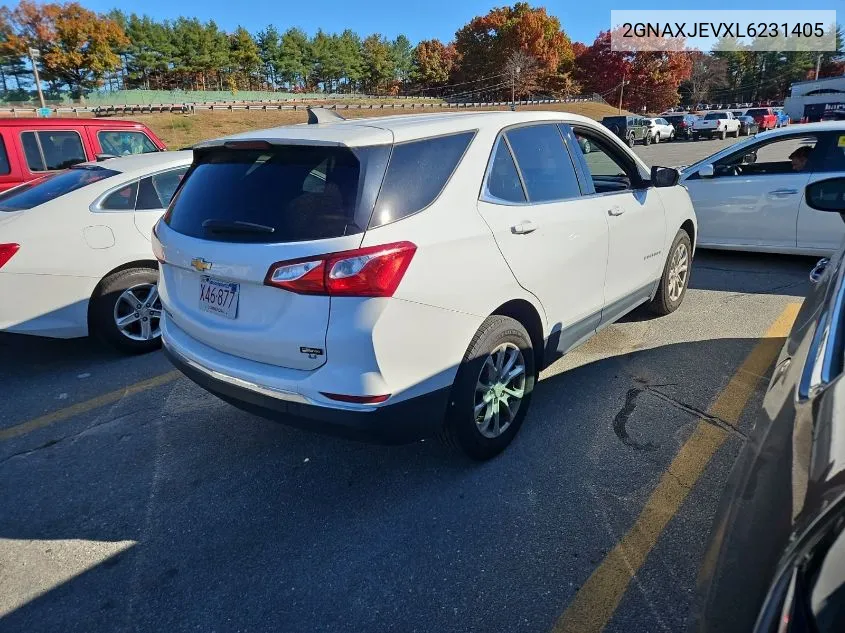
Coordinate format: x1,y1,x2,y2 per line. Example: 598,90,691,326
307,107,346,124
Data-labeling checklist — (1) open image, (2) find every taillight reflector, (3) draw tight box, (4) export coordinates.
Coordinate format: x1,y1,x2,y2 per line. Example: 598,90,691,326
151,225,165,263
321,392,390,404
265,241,416,297
0,243,19,269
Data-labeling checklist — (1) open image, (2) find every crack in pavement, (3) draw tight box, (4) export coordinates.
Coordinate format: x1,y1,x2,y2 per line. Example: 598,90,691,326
644,386,747,440
0,407,157,466
718,280,805,304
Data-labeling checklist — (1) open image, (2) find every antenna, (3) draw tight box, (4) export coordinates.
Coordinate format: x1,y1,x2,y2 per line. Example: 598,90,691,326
307,107,347,124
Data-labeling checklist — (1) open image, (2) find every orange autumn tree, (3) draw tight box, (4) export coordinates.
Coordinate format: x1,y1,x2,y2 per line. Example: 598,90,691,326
3,1,127,98
574,30,692,113
453,2,575,99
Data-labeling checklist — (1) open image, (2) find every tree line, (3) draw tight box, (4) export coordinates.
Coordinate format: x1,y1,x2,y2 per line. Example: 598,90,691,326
0,0,841,112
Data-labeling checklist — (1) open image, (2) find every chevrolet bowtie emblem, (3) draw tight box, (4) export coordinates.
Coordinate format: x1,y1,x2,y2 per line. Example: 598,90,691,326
191,258,212,272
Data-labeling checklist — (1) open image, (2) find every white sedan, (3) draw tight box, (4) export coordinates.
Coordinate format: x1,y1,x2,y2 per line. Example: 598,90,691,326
0,151,192,352
644,117,675,143
681,122,845,255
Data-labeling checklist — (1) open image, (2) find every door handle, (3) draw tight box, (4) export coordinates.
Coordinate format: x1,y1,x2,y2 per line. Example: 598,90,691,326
607,206,626,216
511,220,537,234
768,188,798,197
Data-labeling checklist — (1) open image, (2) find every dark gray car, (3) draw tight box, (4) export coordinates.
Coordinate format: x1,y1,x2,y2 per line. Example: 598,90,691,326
689,177,845,633
600,115,650,147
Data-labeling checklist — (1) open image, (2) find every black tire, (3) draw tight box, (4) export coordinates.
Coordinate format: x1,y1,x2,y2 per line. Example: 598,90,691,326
669,131,675,142
649,230,692,316
644,133,651,146
654,132,660,144
628,134,635,148
720,129,727,140
89,267,162,354
440,315,536,460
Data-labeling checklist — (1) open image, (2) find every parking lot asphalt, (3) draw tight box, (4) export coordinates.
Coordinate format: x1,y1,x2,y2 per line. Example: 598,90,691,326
0,135,809,633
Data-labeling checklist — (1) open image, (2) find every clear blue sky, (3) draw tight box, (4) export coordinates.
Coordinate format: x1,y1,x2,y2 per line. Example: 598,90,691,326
64,0,839,45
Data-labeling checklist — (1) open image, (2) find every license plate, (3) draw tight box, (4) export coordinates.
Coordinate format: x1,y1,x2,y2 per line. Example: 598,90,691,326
199,276,239,319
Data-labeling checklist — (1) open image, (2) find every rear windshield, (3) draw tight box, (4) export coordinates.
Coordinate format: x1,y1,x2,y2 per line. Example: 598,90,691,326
704,113,726,120
746,109,769,117
0,166,117,211
664,116,683,124
166,144,390,243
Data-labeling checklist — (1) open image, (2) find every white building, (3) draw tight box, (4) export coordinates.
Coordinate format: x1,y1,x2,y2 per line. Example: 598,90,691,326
784,76,845,122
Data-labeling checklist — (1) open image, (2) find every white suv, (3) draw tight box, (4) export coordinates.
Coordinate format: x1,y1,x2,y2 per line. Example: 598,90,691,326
154,110,697,459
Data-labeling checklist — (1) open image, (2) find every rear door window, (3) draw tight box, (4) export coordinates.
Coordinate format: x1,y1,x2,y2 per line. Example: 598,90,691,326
370,131,474,227
136,167,189,210
505,124,581,202
166,145,389,243
100,181,139,210
21,131,86,171
98,130,158,156
484,137,526,203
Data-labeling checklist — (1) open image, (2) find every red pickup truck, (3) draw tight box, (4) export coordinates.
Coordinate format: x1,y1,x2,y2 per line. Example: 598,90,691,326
0,117,166,192
744,107,778,131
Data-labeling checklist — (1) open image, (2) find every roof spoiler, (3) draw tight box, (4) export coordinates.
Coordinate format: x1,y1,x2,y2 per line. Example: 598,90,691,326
307,107,346,124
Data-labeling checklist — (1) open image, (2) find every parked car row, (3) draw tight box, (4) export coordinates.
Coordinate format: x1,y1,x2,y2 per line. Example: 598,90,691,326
600,115,684,145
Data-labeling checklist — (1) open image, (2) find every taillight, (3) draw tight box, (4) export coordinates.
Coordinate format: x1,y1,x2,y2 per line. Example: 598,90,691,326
265,241,416,297
151,224,165,263
0,243,19,269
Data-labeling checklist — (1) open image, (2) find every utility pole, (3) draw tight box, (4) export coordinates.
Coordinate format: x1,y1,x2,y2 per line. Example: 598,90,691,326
815,54,822,81
28,47,45,109
511,65,520,107
618,77,626,113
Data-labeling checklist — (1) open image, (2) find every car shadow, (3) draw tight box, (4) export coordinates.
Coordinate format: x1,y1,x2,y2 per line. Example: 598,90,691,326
689,249,815,297
0,334,777,633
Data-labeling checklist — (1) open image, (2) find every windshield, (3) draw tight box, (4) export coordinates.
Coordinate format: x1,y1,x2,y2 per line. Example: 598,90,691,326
602,117,627,125
0,166,118,211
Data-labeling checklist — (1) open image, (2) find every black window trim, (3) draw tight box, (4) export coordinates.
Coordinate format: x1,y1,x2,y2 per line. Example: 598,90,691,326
568,124,651,197
479,121,584,207
91,165,189,213
20,129,85,173
367,129,478,228
0,135,11,176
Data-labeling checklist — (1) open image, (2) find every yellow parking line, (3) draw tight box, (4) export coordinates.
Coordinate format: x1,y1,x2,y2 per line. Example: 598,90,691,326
552,302,801,633
0,370,181,441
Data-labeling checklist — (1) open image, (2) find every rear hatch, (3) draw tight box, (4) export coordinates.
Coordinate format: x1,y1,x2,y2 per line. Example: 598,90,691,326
157,138,392,371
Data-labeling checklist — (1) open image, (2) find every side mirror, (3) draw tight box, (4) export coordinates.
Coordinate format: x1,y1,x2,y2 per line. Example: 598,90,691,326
95,153,118,162
805,177,845,212
651,166,680,188
699,164,715,178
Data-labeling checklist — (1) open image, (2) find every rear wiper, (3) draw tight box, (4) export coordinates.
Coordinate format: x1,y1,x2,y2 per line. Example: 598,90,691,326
202,219,275,235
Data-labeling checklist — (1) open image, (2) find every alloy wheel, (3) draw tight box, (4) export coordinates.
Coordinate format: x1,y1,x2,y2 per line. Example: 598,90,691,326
473,343,527,439
113,283,162,341
668,243,689,302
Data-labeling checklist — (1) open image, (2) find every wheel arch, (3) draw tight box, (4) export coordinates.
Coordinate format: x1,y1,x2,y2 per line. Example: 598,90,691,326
491,299,545,376
87,259,159,328
681,218,696,252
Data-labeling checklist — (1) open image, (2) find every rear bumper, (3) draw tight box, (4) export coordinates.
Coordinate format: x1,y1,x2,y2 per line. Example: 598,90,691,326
163,333,450,445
